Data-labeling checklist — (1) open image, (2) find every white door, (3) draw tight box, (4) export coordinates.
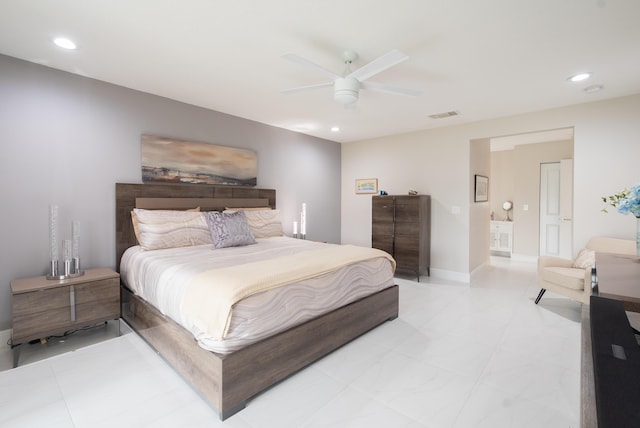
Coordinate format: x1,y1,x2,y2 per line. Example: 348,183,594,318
539,160,573,257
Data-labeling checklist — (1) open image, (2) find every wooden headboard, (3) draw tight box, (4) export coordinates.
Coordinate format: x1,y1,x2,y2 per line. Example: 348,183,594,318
115,183,276,272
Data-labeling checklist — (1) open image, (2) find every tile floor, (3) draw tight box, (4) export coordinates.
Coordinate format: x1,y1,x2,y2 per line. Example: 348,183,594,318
0,257,582,427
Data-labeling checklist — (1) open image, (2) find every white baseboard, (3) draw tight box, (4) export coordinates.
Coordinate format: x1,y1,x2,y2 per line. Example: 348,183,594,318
417,255,537,285
428,268,471,284
470,261,490,281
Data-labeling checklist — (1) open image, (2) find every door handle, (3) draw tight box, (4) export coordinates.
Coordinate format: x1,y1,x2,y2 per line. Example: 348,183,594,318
561,217,572,221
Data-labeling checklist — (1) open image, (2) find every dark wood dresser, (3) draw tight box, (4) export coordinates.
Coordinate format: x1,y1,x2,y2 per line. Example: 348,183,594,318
372,195,431,281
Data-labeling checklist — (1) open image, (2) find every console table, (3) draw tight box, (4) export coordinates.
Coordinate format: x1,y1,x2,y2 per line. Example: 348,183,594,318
581,253,640,427
594,253,640,312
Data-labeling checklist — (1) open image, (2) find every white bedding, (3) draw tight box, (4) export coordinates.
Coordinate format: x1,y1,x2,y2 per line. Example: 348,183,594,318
120,237,395,354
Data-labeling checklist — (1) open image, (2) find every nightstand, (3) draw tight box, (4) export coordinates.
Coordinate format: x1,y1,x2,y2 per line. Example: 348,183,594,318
10,267,120,367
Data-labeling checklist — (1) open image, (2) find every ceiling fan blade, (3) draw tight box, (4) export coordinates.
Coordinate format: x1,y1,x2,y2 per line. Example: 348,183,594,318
348,49,409,82
361,81,421,97
281,82,333,94
282,53,341,80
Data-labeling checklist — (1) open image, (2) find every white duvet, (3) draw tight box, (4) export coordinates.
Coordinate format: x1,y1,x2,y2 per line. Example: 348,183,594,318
120,237,395,354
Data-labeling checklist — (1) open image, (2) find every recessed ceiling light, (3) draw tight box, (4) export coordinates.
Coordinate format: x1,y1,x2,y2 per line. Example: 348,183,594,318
428,111,460,119
53,37,77,50
584,84,603,94
568,72,591,82
331,126,340,132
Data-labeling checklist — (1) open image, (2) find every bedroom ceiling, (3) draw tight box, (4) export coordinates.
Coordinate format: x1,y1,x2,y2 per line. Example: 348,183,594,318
0,0,639,143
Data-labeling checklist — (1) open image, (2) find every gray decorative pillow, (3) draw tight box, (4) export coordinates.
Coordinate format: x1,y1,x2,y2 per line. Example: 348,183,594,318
205,211,256,249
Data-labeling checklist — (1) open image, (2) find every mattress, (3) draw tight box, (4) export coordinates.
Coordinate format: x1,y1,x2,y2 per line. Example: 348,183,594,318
120,237,395,354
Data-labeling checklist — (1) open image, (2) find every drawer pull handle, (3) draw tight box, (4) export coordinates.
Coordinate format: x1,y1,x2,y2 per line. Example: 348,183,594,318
70,286,76,322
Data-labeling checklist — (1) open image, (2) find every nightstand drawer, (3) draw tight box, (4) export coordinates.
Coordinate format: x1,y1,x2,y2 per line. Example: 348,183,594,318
75,278,120,323
13,306,72,343
12,285,69,317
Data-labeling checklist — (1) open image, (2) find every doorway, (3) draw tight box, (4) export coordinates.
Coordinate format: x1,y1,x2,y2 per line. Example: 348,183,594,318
489,127,574,258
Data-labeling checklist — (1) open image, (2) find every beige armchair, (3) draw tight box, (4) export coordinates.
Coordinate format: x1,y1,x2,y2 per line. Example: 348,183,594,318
535,237,636,305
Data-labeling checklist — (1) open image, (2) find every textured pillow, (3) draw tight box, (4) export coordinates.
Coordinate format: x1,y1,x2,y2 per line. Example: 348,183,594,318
131,207,200,242
224,208,284,238
132,209,211,250
205,211,256,249
573,248,595,269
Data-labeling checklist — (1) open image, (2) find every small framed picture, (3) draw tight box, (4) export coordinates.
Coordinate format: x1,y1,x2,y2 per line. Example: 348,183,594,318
474,175,488,202
355,178,378,194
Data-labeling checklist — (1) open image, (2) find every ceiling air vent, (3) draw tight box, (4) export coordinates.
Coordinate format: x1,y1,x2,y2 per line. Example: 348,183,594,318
428,111,459,119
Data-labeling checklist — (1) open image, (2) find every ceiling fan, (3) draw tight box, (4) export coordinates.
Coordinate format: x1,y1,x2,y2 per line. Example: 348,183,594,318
281,49,421,106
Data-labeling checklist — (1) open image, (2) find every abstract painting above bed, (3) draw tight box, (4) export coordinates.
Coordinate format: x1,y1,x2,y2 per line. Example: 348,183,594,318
140,134,257,186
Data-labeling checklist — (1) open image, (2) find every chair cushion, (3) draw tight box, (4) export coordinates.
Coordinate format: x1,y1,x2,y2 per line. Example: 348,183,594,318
541,266,586,290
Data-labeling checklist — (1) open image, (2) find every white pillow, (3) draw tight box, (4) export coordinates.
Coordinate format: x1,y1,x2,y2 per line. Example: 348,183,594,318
132,209,211,250
573,248,595,269
224,208,284,238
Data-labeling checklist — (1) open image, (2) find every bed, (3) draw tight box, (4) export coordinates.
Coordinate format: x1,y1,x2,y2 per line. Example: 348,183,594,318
115,182,399,419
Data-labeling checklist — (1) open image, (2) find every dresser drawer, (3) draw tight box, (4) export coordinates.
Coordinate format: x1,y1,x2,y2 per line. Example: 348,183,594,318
372,236,394,255
394,235,420,267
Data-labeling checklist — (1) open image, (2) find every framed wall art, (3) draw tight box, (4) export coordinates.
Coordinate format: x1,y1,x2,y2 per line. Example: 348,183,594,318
474,174,488,202
141,134,257,186
355,178,378,194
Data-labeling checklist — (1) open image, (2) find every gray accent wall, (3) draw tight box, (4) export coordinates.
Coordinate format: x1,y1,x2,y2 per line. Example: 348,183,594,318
0,54,341,330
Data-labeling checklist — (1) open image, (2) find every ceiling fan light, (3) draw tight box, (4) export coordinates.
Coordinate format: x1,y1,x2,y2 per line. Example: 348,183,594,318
334,90,358,105
334,77,359,105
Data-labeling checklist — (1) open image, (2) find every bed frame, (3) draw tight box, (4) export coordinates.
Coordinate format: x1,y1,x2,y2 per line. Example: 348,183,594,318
115,182,399,419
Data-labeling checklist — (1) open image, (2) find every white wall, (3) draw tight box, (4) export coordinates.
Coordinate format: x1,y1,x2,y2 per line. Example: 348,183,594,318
342,93,640,280
342,127,471,278
512,140,573,257
571,96,640,246
469,138,490,273
490,150,515,220
0,54,342,329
